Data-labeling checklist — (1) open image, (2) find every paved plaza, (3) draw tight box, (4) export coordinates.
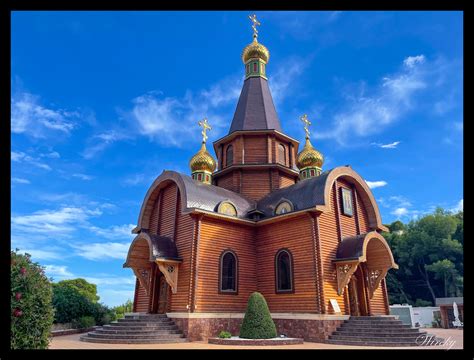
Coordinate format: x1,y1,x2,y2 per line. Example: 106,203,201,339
49,328,462,350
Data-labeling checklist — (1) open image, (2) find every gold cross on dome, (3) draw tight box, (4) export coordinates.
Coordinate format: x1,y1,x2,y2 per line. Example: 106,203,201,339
300,114,311,139
198,118,212,143
249,14,261,40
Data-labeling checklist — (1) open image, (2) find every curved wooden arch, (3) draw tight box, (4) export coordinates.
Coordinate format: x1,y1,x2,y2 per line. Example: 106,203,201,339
136,172,187,233
320,167,388,232
123,232,155,268
360,231,398,269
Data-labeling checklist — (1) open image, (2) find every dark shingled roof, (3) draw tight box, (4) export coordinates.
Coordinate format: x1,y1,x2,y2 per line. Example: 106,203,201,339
229,77,282,133
148,234,181,261
335,233,367,261
256,170,332,218
178,172,256,218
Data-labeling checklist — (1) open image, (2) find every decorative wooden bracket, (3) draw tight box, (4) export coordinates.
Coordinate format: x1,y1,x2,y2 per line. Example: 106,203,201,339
366,268,388,299
335,262,359,295
156,259,180,294
133,267,151,295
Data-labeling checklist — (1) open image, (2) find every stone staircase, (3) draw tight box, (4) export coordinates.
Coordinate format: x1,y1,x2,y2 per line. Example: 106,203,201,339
326,316,443,347
80,313,187,344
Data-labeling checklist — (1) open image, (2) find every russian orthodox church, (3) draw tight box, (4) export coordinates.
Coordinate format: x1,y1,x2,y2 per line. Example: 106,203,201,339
123,16,398,342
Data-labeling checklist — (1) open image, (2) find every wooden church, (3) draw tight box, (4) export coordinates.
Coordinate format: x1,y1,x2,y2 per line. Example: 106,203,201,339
123,16,398,342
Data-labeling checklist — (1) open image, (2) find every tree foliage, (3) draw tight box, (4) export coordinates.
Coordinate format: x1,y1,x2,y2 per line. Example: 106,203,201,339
384,208,463,305
11,250,55,349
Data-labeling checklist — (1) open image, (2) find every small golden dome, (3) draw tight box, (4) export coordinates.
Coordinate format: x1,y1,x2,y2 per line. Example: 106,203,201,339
242,38,270,64
297,138,324,169
189,142,216,173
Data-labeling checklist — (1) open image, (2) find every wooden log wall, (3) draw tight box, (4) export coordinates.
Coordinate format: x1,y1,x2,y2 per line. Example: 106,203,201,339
134,278,150,313
194,217,257,312
256,215,318,312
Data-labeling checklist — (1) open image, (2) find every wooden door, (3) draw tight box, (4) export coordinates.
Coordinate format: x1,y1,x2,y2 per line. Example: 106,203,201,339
157,275,169,314
348,267,369,316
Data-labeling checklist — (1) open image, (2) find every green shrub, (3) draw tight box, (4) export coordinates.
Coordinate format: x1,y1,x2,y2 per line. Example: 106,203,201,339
218,331,232,338
11,250,55,349
72,316,96,329
52,282,95,323
239,292,277,339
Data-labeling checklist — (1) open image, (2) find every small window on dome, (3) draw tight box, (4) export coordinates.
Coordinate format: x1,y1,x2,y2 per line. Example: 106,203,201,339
217,201,238,217
253,62,257,72
310,169,315,177
275,201,293,215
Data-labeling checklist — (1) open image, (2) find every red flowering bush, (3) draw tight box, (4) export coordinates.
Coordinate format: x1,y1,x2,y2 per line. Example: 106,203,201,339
11,249,54,349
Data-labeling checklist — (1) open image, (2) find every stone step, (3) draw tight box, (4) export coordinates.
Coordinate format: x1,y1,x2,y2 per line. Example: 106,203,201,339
95,328,182,335
335,327,421,334
341,323,409,329
86,331,184,339
326,339,422,347
333,330,426,337
80,335,188,344
114,320,173,326
345,319,404,325
329,334,424,341
103,324,179,331
349,316,398,321
124,314,168,319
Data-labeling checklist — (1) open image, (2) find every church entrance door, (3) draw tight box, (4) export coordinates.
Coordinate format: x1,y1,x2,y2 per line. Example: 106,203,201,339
348,266,369,316
157,275,169,314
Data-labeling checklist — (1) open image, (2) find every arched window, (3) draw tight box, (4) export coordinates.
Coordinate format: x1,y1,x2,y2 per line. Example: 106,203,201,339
275,201,293,215
275,249,293,293
219,250,238,293
226,145,233,167
278,144,286,165
217,201,237,217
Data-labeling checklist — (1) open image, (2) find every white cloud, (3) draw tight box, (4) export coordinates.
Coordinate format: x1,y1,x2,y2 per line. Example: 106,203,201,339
371,141,401,149
41,151,61,159
17,248,63,261
11,151,52,170
72,173,94,181
315,55,428,144
44,265,74,279
11,206,102,236
366,180,387,189
403,55,426,69
71,242,130,261
451,199,463,213
12,177,30,184
11,92,78,138
392,207,409,218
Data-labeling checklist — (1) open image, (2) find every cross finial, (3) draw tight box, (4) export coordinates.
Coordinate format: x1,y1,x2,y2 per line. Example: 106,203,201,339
300,114,311,139
198,117,212,143
248,14,261,41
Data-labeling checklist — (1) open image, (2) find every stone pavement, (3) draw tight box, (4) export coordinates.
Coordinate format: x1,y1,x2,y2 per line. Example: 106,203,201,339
49,328,462,350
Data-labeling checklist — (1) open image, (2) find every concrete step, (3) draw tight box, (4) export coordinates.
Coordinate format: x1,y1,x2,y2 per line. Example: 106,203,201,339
86,331,184,339
344,319,404,325
349,316,398,321
114,320,173,326
95,328,182,335
124,314,168,320
80,335,188,344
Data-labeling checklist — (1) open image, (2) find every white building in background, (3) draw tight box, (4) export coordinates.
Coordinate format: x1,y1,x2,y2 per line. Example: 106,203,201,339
389,304,440,328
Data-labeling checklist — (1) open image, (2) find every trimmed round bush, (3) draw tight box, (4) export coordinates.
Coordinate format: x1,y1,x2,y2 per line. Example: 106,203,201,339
239,292,277,339
11,250,55,349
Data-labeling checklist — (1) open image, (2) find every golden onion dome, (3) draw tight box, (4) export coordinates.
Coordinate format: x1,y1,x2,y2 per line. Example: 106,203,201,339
297,138,324,169
189,142,217,173
242,38,270,64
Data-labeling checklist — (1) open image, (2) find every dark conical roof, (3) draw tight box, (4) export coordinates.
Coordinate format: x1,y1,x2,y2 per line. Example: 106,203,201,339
229,77,282,134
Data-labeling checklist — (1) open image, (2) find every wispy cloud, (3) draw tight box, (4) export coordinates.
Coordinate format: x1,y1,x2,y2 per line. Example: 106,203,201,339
366,180,387,189
72,242,130,261
72,173,94,181
11,92,79,138
89,224,136,240
82,130,132,159
17,248,64,261
315,55,429,145
371,141,401,149
44,264,74,279
11,151,52,170
11,177,30,184
451,199,463,213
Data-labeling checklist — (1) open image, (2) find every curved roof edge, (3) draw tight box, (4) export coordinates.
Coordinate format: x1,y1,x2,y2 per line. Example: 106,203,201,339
135,171,256,233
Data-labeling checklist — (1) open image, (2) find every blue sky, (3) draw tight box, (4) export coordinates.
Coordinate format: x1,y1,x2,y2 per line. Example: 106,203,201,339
11,11,463,307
